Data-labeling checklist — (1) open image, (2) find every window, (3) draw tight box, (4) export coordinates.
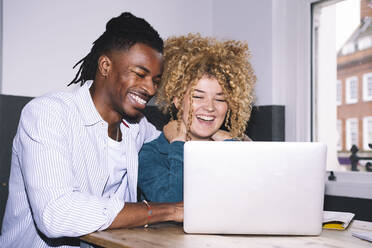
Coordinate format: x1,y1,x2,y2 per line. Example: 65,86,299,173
312,0,365,171
346,118,359,150
345,76,358,104
312,0,372,171
336,80,342,105
358,36,372,50
363,116,372,150
337,119,342,151
363,72,372,101
342,43,355,55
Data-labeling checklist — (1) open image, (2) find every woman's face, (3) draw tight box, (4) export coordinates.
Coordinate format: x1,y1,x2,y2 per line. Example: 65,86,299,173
178,76,228,141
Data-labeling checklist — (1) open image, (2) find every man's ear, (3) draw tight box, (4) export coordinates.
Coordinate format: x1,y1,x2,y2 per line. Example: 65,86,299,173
97,55,111,78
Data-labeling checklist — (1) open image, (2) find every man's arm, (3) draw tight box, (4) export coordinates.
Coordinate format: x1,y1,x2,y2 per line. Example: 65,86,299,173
109,201,183,229
18,98,124,238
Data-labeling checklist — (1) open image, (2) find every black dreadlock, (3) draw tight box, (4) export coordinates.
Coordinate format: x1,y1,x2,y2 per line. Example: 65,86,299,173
68,12,163,86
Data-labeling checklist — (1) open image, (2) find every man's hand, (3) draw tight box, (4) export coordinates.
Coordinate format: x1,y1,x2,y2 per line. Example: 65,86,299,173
172,201,184,222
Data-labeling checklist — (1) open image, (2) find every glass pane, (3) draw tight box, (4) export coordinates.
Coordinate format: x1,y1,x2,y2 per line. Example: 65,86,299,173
312,0,372,172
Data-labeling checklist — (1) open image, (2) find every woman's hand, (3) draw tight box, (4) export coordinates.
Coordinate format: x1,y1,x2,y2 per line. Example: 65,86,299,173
212,131,252,141
211,129,232,141
163,120,187,143
242,134,252,141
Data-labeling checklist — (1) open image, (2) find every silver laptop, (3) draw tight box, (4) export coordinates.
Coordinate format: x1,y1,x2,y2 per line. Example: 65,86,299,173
183,141,327,235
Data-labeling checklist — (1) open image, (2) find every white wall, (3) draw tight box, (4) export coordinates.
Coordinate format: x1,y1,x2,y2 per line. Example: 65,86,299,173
1,0,313,142
212,0,273,107
213,0,312,141
1,0,213,96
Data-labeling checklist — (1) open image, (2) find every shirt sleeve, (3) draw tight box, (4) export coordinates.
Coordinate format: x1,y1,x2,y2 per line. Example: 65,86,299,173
138,139,184,203
17,98,123,238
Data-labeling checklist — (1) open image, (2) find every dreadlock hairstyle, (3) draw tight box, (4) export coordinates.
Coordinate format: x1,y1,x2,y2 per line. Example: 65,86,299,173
68,12,163,86
157,33,256,140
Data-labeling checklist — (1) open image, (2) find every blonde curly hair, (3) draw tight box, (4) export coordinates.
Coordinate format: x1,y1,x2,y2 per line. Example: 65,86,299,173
156,33,256,140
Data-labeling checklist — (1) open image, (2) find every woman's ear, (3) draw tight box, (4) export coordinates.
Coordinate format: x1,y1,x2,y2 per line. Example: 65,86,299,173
173,97,180,110
97,55,111,78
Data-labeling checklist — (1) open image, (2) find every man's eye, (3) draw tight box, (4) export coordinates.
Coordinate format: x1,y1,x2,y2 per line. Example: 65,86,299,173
133,71,145,78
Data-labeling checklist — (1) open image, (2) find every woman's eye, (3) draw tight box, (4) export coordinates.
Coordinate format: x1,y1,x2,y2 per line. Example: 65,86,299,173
192,96,203,99
215,99,226,102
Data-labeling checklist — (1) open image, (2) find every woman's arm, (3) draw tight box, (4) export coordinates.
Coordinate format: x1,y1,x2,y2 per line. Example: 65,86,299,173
138,137,184,202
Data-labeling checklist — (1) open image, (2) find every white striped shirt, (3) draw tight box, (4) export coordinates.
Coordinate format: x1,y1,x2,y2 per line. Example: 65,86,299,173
0,82,160,247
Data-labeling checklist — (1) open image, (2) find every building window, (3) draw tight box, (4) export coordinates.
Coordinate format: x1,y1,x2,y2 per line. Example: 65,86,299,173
342,43,355,55
345,76,358,104
358,36,372,50
337,119,342,151
363,72,372,101
346,118,359,150
363,116,372,150
336,80,342,105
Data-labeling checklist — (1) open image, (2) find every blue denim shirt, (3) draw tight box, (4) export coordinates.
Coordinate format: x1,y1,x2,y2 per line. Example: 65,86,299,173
138,132,185,202
138,132,235,203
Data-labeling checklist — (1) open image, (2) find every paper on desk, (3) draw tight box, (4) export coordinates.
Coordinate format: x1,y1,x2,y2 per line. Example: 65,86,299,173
352,232,372,242
323,211,355,230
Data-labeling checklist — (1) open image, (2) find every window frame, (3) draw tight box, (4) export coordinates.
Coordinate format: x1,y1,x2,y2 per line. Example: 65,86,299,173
336,79,342,105
337,119,342,151
342,43,355,55
346,118,359,150
308,0,372,198
363,116,372,150
345,76,358,104
358,36,372,51
363,72,372,101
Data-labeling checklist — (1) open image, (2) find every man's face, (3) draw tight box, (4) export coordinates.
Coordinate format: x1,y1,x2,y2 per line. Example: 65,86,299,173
102,43,163,120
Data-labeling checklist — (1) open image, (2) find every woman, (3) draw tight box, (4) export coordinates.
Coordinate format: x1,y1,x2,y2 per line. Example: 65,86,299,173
138,33,256,202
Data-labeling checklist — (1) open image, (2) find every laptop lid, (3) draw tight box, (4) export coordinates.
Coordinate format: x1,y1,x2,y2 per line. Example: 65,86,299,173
183,141,327,235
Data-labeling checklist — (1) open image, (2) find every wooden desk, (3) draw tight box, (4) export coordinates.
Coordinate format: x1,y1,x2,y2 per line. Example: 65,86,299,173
80,220,372,248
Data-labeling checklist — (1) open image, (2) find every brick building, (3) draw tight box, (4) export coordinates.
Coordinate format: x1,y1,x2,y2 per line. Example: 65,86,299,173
337,0,372,156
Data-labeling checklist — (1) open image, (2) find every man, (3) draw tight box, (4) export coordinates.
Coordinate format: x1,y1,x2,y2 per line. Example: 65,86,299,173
0,12,183,248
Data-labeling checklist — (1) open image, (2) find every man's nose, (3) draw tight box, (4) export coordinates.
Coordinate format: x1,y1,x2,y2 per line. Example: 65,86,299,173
143,78,157,96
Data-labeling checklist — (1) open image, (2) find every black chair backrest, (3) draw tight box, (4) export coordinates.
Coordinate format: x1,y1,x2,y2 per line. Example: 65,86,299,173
0,93,284,231
0,94,34,231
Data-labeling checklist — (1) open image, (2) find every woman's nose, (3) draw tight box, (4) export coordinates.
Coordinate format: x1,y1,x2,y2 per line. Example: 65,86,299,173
204,99,215,112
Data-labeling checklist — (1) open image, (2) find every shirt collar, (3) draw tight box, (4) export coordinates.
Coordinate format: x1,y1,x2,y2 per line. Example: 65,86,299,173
74,81,137,129
74,81,104,126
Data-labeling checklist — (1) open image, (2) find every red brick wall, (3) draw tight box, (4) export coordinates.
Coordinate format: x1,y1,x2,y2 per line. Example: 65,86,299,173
361,0,372,20
337,48,372,151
